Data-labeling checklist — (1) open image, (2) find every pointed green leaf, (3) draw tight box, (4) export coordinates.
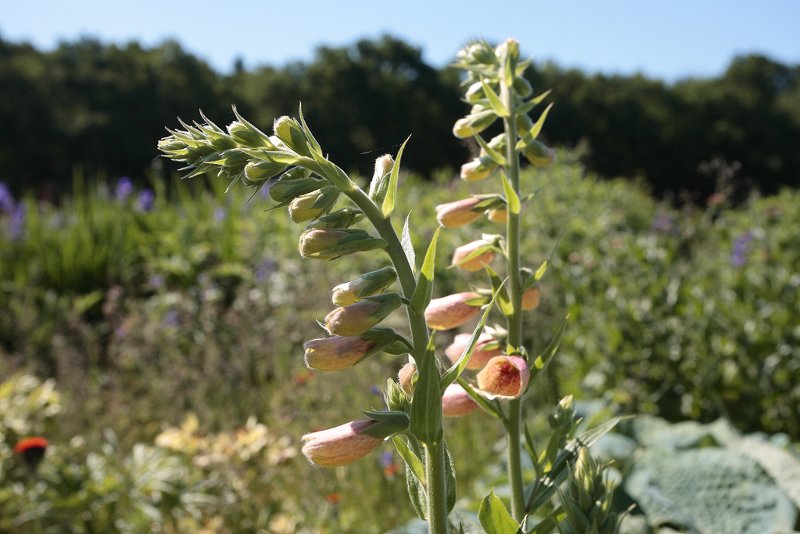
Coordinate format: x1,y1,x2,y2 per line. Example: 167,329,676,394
444,442,457,513
485,263,513,316
440,279,505,388
456,378,502,419
409,343,443,445
527,102,554,140
534,260,548,282
479,490,520,534
392,436,426,484
401,212,416,274
531,89,552,105
500,171,521,214
474,135,507,166
405,462,428,520
297,103,323,157
481,79,509,118
527,315,569,385
410,227,440,314
382,135,411,217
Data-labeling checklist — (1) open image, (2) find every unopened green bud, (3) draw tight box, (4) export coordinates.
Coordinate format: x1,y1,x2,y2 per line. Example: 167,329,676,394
495,39,520,72
288,185,339,223
304,335,377,371
331,266,397,306
216,149,249,171
464,82,485,103
269,170,324,203
513,76,533,98
273,116,312,157
244,160,287,184
523,139,556,167
453,109,497,139
227,120,270,147
324,293,403,336
368,154,394,204
297,228,387,260
305,208,364,230
457,42,497,66
386,377,410,411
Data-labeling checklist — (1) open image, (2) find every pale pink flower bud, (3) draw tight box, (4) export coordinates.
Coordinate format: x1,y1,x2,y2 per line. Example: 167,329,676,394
452,240,496,272
444,333,503,370
324,293,402,336
435,197,483,228
301,419,383,467
330,267,396,306
477,355,530,399
397,362,417,394
522,287,541,311
487,208,508,224
442,384,479,417
304,336,376,371
425,292,482,331
460,157,496,182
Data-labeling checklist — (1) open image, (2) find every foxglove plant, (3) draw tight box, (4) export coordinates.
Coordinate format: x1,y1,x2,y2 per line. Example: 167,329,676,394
158,38,620,534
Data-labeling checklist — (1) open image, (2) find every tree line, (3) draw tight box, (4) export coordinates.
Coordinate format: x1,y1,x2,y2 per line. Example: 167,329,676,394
1,34,798,200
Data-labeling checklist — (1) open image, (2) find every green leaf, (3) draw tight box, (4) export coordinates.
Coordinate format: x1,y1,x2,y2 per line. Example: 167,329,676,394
479,490,520,534
474,134,507,166
392,436,426,485
405,462,428,520
527,102,554,141
534,260,548,282
410,227,440,314
444,442,457,513
297,103,323,157
409,341,443,444
382,135,411,217
456,378,502,420
528,314,569,380
570,415,630,450
484,263,513,316
481,79,509,118
440,280,504,388
500,171,521,214
531,88,552,105
401,212,416,274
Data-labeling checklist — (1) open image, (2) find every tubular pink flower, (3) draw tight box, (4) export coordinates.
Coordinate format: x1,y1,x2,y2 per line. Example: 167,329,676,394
444,333,503,370
425,292,482,331
435,197,482,228
477,355,530,399
324,293,401,336
442,384,479,417
304,336,376,371
451,240,496,272
301,419,383,467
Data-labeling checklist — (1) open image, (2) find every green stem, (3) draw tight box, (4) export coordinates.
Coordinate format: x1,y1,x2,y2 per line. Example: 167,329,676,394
425,440,449,534
341,186,448,533
501,79,526,521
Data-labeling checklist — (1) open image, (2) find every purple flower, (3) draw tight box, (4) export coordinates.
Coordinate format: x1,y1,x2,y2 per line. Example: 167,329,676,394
730,231,754,267
0,182,14,213
369,385,382,396
115,177,133,201
148,274,164,290
255,258,277,283
380,451,394,469
162,309,180,328
214,207,226,222
651,212,675,234
137,189,155,212
8,204,25,240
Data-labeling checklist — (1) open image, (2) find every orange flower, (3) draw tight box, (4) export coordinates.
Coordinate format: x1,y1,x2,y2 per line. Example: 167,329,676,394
451,240,496,272
435,197,482,228
521,287,541,311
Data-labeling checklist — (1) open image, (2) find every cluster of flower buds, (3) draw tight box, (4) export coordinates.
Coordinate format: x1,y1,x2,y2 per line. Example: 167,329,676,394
452,40,556,183
557,448,622,534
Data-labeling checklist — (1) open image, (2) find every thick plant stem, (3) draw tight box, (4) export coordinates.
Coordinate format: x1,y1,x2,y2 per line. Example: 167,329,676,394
343,186,449,533
425,440,449,534
501,80,526,521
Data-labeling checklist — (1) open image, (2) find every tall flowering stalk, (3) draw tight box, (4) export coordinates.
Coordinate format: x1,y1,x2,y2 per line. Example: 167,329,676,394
158,38,620,533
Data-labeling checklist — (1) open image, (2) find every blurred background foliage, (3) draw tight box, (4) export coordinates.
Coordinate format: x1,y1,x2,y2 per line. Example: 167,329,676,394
0,155,798,530
1,34,799,200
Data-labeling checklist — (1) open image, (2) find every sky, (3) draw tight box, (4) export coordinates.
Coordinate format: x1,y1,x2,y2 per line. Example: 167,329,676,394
3,0,799,81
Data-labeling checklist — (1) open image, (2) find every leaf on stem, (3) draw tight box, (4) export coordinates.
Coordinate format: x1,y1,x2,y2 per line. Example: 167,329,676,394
478,490,520,534
410,227,440,314
401,212,416,274
392,436,426,485
500,171,521,214
474,134,507,166
481,79,510,118
409,339,443,445
382,135,411,218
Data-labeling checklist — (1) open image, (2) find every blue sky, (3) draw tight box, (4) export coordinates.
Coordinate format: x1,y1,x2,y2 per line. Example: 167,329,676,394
3,0,799,81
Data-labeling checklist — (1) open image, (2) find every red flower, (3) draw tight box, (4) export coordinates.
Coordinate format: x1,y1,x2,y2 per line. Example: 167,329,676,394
14,437,48,454
14,437,48,469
